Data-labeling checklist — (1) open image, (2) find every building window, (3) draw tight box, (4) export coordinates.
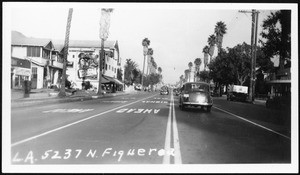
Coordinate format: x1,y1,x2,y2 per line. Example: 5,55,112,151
27,46,40,57
42,49,50,59
73,55,75,58
14,75,29,88
109,65,111,70
105,64,108,70
32,67,37,75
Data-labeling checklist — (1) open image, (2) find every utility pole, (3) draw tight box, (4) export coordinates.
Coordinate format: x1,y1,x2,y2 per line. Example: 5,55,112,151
239,9,259,103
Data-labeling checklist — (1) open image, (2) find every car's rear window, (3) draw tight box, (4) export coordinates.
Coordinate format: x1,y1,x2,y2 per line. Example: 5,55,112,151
186,83,209,92
161,86,168,90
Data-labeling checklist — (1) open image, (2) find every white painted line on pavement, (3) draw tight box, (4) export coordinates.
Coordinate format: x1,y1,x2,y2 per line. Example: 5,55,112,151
163,93,172,164
213,106,291,140
163,91,182,164
11,94,158,147
171,91,182,164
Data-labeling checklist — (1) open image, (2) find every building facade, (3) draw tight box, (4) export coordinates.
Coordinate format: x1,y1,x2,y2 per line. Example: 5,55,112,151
11,31,63,89
63,40,122,91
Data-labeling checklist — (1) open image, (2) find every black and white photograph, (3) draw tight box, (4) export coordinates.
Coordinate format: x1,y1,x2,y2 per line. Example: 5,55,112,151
2,2,298,173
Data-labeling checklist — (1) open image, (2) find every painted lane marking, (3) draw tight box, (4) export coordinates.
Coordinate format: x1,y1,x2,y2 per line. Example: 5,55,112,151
163,91,182,164
101,101,128,103
116,108,160,114
11,94,158,147
172,92,182,164
213,106,291,140
43,109,94,113
121,97,136,99
154,97,168,100
163,93,172,164
142,101,168,103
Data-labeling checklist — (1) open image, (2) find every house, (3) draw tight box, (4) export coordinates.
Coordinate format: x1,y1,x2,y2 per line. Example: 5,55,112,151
265,67,291,97
11,31,63,89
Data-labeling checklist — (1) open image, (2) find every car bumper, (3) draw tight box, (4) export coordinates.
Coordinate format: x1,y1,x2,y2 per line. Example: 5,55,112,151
160,92,168,94
182,102,213,106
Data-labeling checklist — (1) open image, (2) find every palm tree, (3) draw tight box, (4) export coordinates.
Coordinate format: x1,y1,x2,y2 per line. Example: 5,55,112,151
59,8,73,97
149,56,157,74
158,67,162,83
188,62,193,70
214,21,227,54
124,59,138,85
158,67,162,74
208,34,217,59
179,74,184,85
194,58,201,82
141,38,150,86
202,45,210,70
147,48,153,75
188,62,193,82
184,69,190,82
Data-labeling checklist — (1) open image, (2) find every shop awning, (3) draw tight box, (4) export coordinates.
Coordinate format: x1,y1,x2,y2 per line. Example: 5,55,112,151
101,75,111,84
113,78,123,85
103,75,123,85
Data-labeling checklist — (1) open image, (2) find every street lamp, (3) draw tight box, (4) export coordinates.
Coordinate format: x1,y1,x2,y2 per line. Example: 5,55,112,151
97,8,113,95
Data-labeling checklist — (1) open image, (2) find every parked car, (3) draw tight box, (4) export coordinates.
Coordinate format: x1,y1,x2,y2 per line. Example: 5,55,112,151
179,82,213,112
160,86,169,95
227,85,248,102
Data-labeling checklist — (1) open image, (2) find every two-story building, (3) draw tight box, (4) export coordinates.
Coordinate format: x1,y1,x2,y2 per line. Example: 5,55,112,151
11,31,123,91
53,39,123,91
11,31,63,89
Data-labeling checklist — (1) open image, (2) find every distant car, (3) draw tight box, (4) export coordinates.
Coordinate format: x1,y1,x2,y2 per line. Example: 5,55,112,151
134,84,142,91
179,82,213,112
173,88,180,96
160,86,169,95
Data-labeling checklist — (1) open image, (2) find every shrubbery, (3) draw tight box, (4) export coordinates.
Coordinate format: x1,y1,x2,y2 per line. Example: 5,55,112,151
82,81,92,90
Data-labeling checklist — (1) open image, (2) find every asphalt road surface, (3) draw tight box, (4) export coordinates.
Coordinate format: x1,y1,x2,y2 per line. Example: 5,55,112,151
10,91,291,165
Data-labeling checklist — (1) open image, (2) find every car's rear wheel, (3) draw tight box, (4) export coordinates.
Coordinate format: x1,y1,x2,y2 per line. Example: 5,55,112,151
179,101,185,111
206,106,211,112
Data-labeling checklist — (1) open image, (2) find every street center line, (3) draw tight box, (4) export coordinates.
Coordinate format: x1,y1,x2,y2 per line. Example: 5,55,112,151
213,106,291,140
171,91,182,164
11,94,158,147
163,94,172,164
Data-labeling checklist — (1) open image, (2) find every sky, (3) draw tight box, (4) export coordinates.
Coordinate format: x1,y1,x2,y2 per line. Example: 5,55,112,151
4,2,296,84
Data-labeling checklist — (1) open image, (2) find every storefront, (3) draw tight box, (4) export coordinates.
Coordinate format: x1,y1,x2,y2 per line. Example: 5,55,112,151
11,57,31,89
102,75,123,93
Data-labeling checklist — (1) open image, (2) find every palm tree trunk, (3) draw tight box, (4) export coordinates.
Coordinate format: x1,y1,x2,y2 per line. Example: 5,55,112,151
59,8,73,97
97,38,104,95
141,55,146,86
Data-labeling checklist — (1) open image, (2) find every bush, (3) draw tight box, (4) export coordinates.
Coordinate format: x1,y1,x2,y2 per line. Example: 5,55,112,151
82,81,92,90
65,79,72,89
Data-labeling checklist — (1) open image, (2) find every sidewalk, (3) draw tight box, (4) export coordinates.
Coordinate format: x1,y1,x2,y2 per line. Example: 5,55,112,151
213,95,290,137
215,95,266,106
10,87,139,108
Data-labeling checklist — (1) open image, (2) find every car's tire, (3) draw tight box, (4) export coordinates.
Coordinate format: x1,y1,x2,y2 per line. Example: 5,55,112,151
179,102,185,111
206,106,211,112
